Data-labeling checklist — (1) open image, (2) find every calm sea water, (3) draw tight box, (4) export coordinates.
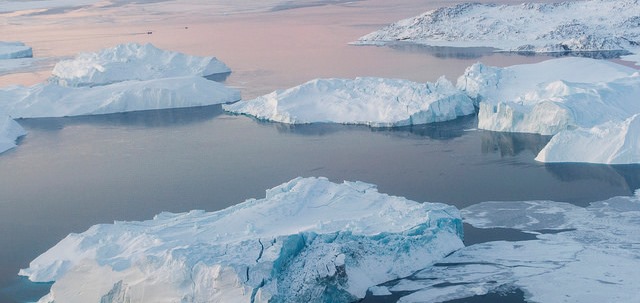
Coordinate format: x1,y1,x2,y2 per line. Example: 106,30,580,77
1,0,639,302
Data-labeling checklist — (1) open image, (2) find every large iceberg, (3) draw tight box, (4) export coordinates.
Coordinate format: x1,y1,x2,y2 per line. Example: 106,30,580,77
384,191,640,302
20,177,463,303
1,77,240,118
0,114,26,154
457,57,640,135
0,41,33,59
223,77,475,127
50,43,231,87
536,114,640,164
355,0,640,62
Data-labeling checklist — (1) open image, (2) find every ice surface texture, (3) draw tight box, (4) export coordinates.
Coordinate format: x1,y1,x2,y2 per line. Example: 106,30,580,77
223,77,475,127
21,177,464,303
0,41,33,59
356,0,640,61
50,43,231,87
0,115,26,154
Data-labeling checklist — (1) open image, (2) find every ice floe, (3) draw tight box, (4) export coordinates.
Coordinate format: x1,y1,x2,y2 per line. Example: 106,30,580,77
0,41,33,59
20,177,463,303
356,0,640,63
0,114,26,154
388,191,640,302
50,43,231,87
223,77,475,127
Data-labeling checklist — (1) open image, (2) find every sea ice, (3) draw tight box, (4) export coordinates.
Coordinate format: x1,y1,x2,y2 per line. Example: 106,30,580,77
355,0,640,63
20,177,464,303
50,43,231,87
223,77,475,127
456,57,640,135
0,41,33,59
391,191,640,303
0,115,26,154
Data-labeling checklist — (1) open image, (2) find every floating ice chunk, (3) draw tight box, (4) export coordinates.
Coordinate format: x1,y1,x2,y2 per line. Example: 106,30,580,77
0,41,33,59
536,114,640,164
0,115,26,154
50,43,231,87
457,58,640,135
1,76,240,118
355,0,640,63
223,77,475,127
20,177,463,303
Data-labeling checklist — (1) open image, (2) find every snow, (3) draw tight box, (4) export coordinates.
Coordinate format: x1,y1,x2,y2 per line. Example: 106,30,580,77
50,43,231,87
0,115,26,154
355,0,640,64
0,41,33,59
223,77,475,127
536,114,640,164
20,177,463,303
457,57,640,135
392,192,640,303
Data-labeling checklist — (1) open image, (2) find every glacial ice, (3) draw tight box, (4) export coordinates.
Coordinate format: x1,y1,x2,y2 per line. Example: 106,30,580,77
0,41,33,59
50,43,231,87
356,0,640,63
457,57,640,135
223,77,475,127
20,177,464,303
0,114,26,154
390,191,640,303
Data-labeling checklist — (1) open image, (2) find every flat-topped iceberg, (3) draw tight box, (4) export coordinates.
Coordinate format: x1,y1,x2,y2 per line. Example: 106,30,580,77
457,58,640,135
356,0,640,62
223,77,475,127
387,191,640,302
536,114,640,164
1,77,240,118
20,177,463,303
50,43,231,87
0,41,33,59
0,115,26,154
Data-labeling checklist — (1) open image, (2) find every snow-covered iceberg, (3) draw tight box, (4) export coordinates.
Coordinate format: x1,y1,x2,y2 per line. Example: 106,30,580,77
0,115,26,154
0,41,33,59
223,77,475,127
535,114,640,164
0,77,240,118
20,177,463,303
457,57,640,135
50,43,231,87
386,191,640,302
355,0,640,61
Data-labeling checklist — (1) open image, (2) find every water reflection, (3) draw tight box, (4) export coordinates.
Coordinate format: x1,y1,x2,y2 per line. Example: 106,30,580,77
16,105,225,132
481,131,551,157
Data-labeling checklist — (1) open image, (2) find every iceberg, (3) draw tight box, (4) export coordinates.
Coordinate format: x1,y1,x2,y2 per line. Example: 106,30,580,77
223,77,475,127
50,43,231,87
456,58,640,135
0,115,26,154
535,114,640,164
0,77,240,118
355,0,640,63
390,191,640,303
0,41,33,59
20,177,464,303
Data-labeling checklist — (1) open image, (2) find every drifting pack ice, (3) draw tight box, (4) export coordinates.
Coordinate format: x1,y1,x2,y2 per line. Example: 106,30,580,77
456,57,640,164
50,43,231,87
0,41,33,59
223,77,474,127
356,0,640,63
20,177,464,303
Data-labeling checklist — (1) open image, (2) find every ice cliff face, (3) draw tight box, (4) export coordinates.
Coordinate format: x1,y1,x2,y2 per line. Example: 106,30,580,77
20,177,464,303
0,114,26,154
223,77,475,127
0,41,33,59
50,43,231,87
356,0,640,62
457,57,640,135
